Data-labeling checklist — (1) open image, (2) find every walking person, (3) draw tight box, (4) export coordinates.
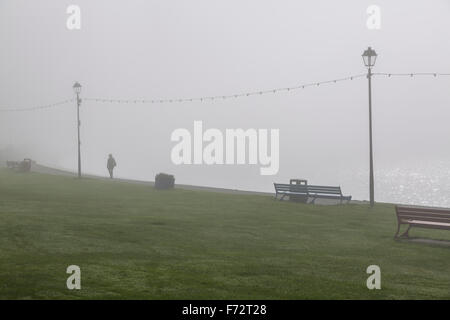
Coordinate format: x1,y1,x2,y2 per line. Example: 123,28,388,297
107,154,117,179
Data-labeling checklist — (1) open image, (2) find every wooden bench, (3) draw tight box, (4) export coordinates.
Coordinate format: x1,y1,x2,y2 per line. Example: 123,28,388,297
273,183,351,204
6,159,32,172
395,205,450,239
307,185,352,204
6,161,19,169
274,183,309,201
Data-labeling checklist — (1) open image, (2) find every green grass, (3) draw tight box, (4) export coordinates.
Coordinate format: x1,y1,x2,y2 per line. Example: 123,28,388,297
0,169,449,299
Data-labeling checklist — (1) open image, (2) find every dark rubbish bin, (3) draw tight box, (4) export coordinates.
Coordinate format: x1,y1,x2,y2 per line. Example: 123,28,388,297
18,158,32,172
155,173,175,190
289,179,308,203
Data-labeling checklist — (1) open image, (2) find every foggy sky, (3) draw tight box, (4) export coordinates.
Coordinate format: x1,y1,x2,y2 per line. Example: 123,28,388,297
1,0,449,203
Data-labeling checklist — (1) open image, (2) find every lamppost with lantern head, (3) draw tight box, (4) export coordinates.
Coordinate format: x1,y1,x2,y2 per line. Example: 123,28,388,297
362,47,378,207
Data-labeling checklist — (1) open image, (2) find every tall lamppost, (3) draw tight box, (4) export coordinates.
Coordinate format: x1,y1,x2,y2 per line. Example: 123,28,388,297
362,47,377,207
73,82,82,178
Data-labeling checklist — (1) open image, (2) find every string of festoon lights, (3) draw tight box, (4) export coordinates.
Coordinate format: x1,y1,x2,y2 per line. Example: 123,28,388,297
84,74,367,105
0,99,75,112
0,72,449,112
373,72,450,77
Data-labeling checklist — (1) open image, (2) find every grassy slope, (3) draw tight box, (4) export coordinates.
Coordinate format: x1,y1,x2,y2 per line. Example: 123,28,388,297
0,169,449,300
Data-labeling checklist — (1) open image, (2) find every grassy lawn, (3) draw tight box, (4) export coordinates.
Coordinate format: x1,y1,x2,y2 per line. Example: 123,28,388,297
0,169,449,300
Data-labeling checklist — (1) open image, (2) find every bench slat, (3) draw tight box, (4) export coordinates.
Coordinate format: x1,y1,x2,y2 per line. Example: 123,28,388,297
406,220,450,227
400,216,450,223
396,207,450,214
397,211,450,217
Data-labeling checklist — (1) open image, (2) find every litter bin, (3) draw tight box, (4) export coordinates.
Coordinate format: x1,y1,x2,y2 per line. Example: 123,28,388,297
18,158,32,172
289,179,308,203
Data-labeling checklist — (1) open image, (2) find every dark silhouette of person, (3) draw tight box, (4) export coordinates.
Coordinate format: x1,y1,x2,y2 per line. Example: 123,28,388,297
107,154,117,179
